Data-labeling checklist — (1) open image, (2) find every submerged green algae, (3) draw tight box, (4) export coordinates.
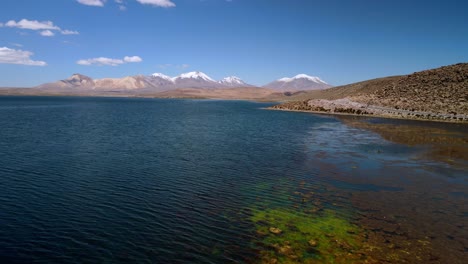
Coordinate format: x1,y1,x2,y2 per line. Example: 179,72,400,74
251,208,369,263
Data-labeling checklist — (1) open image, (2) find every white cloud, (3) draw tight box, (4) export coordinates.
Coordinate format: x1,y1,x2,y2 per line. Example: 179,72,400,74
3,19,79,37
77,55,142,66
77,57,124,66
5,19,59,30
0,47,47,66
40,30,55,37
136,0,175,8
113,0,126,10
61,30,79,35
124,56,142,62
77,0,106,6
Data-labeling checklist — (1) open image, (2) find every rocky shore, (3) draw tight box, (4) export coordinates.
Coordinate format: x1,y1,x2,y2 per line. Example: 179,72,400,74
270,98,468,123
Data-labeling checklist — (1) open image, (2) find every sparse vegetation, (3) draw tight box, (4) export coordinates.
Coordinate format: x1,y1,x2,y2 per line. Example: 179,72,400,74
271,63,468,123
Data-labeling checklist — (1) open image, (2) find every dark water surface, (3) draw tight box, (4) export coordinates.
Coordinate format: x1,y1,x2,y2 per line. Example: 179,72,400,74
0,96,466,263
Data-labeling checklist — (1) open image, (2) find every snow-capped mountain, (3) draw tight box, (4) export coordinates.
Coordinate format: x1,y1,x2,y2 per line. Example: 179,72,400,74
264,74,332,91
151,73,174,82
169,71,222,88
37,71,254,91
146,73,176,90
278,74,327,84
173,71,216,82
218,76,252,87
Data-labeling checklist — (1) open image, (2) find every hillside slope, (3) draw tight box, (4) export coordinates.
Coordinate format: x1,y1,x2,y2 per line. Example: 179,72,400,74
272,63,468,122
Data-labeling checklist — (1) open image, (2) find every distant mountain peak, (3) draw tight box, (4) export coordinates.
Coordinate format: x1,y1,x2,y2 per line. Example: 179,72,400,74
175,71,215,82
278,74,327,84
222,76,241,81
151,73,174,82
219,76,250,86
63,73,94,87
264,74,331,91
68,73,92,79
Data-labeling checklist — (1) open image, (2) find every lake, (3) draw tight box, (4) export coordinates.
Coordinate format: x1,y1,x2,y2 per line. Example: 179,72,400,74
0,96,466,263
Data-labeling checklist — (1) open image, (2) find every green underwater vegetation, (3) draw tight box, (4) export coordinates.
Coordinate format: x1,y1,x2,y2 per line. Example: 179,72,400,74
251,207,369,263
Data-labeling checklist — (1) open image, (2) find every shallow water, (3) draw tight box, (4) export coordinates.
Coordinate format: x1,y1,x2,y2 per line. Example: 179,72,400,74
0,96,466,263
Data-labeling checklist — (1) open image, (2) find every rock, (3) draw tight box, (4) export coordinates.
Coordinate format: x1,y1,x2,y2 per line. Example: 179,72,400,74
276,244,295,257
267,258,278,264
308,239,318,247
269,227,282,235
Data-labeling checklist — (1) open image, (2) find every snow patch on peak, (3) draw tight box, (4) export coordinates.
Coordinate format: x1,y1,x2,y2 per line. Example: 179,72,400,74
278,74,327,84
293,74,312,79
175,71,215,82
292,74,327,84
151,73,174,82
219,76,245,85
278,77,292,82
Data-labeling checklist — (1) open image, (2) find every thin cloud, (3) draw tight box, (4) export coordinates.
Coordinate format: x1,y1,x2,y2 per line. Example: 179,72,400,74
61,30,79,35
78,0,175,9
77,55,142,66
40,30,55,37
3,19,79,37
114,0,126,10
77,0,106,6
77,57,124,66
124,56,142,62
136,0,175,8
5,19,59,30
0,47,47,66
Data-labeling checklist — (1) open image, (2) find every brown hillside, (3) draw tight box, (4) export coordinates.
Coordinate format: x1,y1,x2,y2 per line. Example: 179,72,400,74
366,63,468,114
277,63,468,115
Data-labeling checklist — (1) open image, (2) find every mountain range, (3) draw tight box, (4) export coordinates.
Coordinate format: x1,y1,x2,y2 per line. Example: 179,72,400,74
36,72,331,92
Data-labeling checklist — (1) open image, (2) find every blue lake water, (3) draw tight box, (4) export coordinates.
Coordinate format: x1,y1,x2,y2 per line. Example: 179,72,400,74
0,96,466,263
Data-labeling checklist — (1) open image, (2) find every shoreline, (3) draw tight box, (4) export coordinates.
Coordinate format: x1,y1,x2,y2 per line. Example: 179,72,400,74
266,106,468,124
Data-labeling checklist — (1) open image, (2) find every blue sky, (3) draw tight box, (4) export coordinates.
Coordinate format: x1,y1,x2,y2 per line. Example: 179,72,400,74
0,0,467,87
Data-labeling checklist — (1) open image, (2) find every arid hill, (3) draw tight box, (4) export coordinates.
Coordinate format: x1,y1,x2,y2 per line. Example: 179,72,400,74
272,63,468,122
